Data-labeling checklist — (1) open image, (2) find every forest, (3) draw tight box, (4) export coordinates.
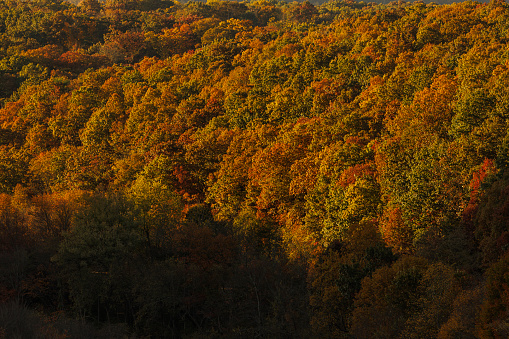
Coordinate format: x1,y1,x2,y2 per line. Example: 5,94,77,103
0,0,509,337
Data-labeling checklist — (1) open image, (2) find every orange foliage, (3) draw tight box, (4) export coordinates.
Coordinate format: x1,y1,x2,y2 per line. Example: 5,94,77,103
57,50,109,71
23,45,64,66
337,163,374,188
380,207,413,254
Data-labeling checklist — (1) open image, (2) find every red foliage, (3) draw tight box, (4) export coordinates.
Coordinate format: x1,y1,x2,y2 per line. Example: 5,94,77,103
469,158,497,194
463,158,497,240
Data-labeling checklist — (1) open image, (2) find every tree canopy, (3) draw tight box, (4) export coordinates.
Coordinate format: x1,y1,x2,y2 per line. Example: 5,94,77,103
0,0,508,337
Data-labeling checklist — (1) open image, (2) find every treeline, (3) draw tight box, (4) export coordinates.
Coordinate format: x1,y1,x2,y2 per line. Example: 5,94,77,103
1,0,509,337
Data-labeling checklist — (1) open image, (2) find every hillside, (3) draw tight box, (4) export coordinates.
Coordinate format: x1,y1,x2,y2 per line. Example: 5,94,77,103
0,0,509,337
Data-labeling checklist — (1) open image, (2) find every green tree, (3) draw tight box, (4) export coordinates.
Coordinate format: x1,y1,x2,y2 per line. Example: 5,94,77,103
127,175,182,251
53,193,144,322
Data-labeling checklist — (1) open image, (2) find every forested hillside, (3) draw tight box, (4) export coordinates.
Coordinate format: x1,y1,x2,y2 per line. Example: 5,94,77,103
0,0,509,337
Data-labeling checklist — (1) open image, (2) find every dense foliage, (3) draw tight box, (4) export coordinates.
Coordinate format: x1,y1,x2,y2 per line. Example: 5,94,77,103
1,0,509,337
